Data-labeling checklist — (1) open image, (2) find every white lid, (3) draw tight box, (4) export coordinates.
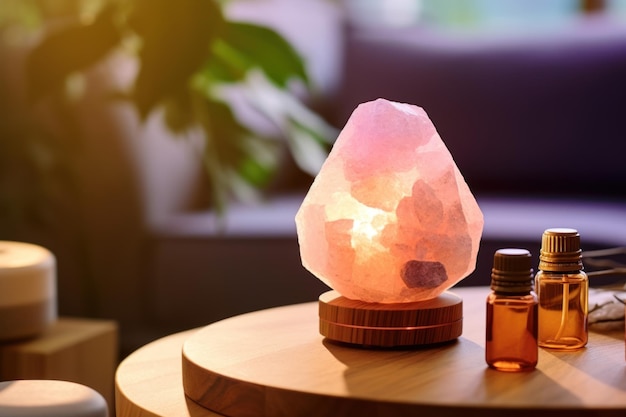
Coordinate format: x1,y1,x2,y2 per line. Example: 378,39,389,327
0,380,108,417
0,241,56,306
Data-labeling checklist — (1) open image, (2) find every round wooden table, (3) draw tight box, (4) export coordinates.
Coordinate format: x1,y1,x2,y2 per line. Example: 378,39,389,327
116,286,626,417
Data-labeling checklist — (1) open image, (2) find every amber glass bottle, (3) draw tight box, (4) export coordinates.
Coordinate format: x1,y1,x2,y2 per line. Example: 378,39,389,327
486,248,538,372
536,228,588,349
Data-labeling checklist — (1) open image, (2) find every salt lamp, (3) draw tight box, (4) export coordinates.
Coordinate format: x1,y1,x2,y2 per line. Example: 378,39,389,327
295,98,484,347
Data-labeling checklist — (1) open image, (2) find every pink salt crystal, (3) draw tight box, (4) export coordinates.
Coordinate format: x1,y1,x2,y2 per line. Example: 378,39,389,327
295,98,484,303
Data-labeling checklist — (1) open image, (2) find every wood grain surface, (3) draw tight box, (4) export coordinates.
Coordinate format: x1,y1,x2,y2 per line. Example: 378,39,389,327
115,330,225,417
181,286,626,417
319,290,462,346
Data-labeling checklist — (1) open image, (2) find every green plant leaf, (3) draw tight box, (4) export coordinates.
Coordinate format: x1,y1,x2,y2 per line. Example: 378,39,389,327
201,97,251,159
162,90,195,135
216,21,309,88
25,5,120,101
235,73,335,176
128,0,225,119
285,118,332,176
204,38,250,84
197,96,253,210
238,155,275,188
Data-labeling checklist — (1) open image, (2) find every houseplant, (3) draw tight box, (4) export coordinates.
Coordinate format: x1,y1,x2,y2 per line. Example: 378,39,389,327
0,0,336,321
0,0,334,215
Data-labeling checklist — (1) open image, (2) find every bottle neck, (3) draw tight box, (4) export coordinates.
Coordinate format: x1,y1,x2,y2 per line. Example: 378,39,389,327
492,289,533,296
539,254,583,273
538,262,583,274
490,278,533,294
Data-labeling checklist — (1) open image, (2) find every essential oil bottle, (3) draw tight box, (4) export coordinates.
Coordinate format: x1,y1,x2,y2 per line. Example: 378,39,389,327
486,248,538,372
536,228,588,350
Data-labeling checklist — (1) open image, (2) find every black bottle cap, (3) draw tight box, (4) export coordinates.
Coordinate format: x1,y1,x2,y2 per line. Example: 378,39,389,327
491,248,534,293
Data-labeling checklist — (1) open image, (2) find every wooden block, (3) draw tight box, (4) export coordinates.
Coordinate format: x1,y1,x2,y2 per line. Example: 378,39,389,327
319,290,463,347
0,317,118,413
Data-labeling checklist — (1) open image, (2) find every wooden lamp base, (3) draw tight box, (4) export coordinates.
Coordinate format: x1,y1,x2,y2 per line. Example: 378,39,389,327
319,290,463,348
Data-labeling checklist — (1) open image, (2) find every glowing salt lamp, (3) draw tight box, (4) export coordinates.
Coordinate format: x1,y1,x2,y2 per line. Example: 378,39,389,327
295,99,484,347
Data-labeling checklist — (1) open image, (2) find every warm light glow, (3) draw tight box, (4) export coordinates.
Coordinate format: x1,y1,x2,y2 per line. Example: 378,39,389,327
352,208,389,242
350,201,395,265
329,196,393,241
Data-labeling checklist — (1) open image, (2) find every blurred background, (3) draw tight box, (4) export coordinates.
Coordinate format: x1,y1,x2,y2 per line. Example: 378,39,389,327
1,0,625,357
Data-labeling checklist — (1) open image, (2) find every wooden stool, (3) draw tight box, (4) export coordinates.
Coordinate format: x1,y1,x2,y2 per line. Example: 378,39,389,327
0,380,108,417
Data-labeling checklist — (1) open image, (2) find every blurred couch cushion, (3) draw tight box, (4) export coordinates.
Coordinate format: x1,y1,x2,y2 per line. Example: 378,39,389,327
337,16,626,196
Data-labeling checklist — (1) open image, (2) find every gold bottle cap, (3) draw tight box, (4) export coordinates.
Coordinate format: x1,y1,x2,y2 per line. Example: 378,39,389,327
538,228,583,272
491,248,533,293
